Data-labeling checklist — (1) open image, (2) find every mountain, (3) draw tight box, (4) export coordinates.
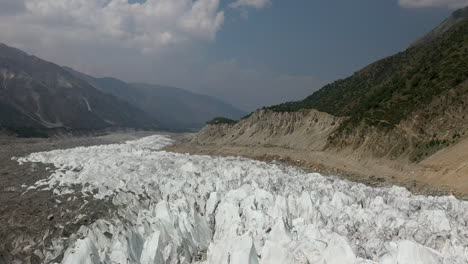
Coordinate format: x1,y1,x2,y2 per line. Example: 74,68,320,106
130,83,246,131
411,6,468,47
173,7,468,194
266,9,468,161
0,42,244,136
65,68,246,131
190,6,468,162
0,43,158,136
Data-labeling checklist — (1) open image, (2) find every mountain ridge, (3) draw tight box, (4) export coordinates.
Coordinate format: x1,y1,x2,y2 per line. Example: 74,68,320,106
265,13,468,161
0,43,245,136
65,67,246,131
0,43,159,136
411,6,468,47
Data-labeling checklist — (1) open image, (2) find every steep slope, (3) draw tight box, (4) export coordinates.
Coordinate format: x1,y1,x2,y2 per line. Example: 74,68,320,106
420,136,468,192
193,109,345,151
0,44,158,135
411,6,468,47
268,13,468,161
66,68,246,131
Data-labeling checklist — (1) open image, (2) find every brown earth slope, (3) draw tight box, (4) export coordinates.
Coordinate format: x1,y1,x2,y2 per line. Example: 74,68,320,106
192,109,345,151
420,137,468,192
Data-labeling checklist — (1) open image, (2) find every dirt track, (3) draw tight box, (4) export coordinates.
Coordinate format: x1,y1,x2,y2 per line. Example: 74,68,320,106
0,131,156,264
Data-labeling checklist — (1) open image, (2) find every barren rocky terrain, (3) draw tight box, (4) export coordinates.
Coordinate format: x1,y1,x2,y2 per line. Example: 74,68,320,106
0,131,156,264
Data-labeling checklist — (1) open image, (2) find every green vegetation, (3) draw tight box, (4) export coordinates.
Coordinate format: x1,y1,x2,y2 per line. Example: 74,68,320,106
206,117,239,125
412,138,452,162
241,112,254,120
269,20,468,132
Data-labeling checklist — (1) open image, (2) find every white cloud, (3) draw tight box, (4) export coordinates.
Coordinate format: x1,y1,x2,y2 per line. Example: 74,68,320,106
0,0,225,53
398,0,468,8
230,0,271,9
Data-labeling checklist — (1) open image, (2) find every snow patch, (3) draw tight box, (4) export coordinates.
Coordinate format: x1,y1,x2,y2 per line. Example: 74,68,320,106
82,97,92,112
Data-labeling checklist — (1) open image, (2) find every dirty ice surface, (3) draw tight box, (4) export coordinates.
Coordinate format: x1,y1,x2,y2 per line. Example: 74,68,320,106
17,135,468,264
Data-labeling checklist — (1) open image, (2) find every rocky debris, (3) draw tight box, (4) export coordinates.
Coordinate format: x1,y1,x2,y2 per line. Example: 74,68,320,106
0,131,156,264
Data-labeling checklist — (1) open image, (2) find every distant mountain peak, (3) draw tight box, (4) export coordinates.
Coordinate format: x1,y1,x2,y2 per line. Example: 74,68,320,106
452,5,468,19
64,67,246,132
411,5,468,47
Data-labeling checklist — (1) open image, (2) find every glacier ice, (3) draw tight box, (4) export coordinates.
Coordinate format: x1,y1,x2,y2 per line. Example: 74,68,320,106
16,135,468,264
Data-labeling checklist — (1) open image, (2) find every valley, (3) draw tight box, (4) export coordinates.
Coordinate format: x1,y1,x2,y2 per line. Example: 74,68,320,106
1,3,468,264
3,134,467,263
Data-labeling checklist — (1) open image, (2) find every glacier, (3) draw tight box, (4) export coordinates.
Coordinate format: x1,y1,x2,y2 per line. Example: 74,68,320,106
15,135,468,264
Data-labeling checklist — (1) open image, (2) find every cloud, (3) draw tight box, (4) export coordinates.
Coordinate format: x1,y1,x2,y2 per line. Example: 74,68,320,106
0,0,26,15
0,0,225,53
230,0,271,9
0,0,317,112
398,0,468,8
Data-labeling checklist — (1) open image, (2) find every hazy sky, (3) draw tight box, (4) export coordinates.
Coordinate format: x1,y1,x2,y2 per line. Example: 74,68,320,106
0,0,465,111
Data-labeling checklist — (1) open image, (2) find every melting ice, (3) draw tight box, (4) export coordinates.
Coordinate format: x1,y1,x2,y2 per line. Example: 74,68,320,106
17,135,468,263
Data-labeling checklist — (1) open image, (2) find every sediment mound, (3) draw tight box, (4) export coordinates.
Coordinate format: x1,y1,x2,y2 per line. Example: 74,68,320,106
194,109,345,151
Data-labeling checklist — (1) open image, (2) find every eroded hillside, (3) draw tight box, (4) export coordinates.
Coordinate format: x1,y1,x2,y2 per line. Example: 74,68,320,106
193,109,345,151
